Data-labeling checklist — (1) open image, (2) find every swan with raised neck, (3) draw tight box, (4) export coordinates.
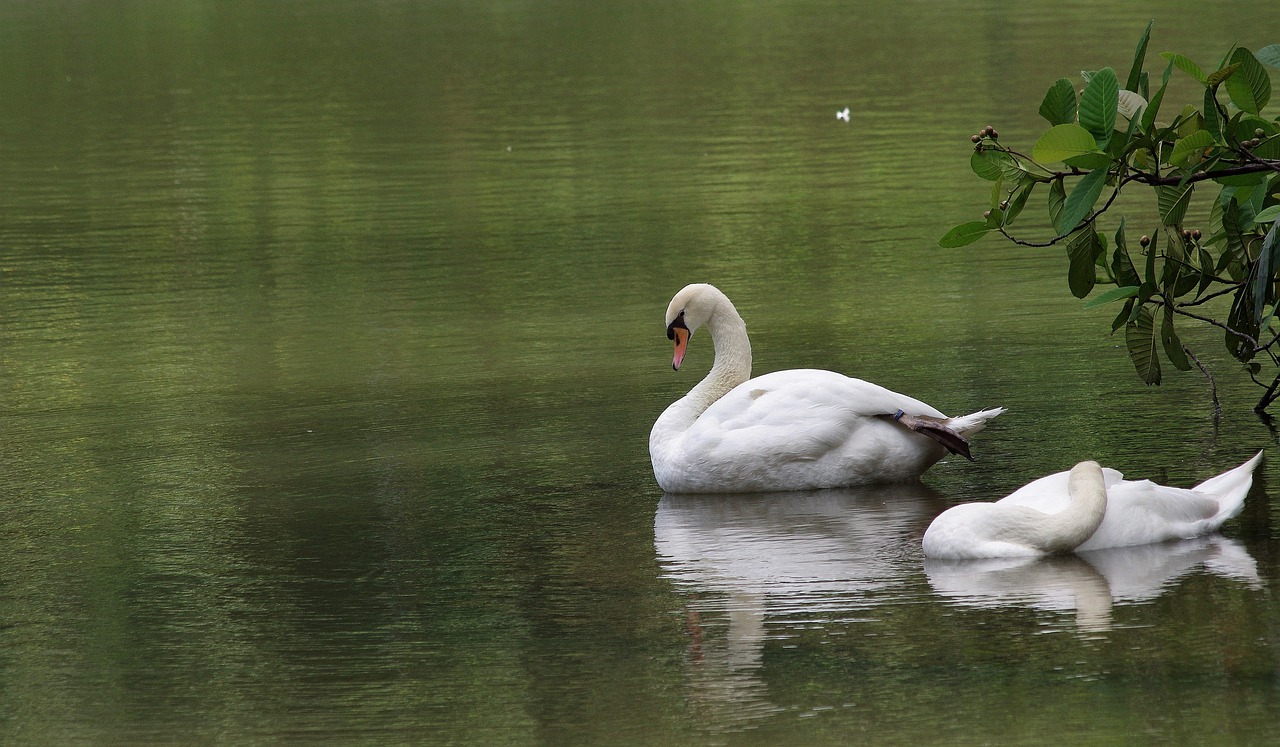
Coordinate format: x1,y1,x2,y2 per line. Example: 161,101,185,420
649,283,1005,493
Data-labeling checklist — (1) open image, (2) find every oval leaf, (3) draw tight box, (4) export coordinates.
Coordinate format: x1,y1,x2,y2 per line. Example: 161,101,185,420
1169,129,1214,167
1226,47,1271,114
1066,228,1101,299
1156,183,1194,225
1125,306,1162,385
1079,67,1119,146
1059,168,1108,234
1255,205,1280,224
970,149,1008,181
1160,308,1193,371
1032,124,1101,164
1258,44,1280,69
1048,178,1067,234
1039,78,1078,126
1083,285,1140,309
1161,52,1206,84
939,221,993,248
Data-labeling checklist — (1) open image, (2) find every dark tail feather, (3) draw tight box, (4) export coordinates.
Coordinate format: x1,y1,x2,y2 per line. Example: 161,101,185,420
877,410,974,461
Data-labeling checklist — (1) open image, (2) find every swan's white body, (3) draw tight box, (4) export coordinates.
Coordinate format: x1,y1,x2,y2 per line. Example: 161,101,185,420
648,283,1004,493
923,452,1263,559
923,461,1109,559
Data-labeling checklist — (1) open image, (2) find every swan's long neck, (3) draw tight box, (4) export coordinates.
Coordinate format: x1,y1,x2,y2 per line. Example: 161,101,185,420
1032,461,1108,554
651,297,752,439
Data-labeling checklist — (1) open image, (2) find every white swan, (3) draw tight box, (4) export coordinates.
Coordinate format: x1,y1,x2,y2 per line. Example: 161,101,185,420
923,461,1108,559
648,283,1005,493
923,452,1264,559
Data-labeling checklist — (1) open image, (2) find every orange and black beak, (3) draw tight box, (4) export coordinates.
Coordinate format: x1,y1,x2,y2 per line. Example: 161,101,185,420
666,314,690,371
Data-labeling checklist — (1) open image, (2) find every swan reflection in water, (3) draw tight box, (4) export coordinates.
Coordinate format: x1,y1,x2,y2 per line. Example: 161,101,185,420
925,535,1261,633
655,484,1262,727
655,483,945,729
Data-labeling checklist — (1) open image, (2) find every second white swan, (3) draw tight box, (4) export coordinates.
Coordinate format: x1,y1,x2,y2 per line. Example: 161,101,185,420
648,283,1005,493
923,452,1264,559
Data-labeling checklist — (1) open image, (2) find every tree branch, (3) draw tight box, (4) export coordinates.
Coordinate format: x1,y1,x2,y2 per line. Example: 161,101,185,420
998,180,1126,248
1170,306,1260,348
1183,346,1221,420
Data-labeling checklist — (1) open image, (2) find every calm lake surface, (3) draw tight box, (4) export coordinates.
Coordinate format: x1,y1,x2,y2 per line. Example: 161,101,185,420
3,1,1280,744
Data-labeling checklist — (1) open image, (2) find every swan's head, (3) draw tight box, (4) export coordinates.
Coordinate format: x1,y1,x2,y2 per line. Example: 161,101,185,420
664,283,726,371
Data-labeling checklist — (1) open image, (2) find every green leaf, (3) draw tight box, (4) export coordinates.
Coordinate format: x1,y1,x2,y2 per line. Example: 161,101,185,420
1063,152,1115,171
1112,300,1136,332
1225,47,1271,114
1048,178,1066,234
1163,237,1200,299
1227,284,1258,361
1253,221,1280,325
1156,183,1193,226
1126,21,1154,92
1059,168,1108,234
1203,87,1223,141
1255,205,1280,223
1221,199,1248,280
1141,60,1174,130
939,221,993,248
1206,62,1241,87
1079,67,1119,146
1169,129,1214,167
970,149,1012,181
1160,306,1193,371
1126,306,1162,385
1032,124,1103,164
1197,246,1217,297
1258,44,1280,69
1002,177,1036,226
1066,227,1101,299
1214,171,1268,187
1038,78,1078,126
1161,52,1206,84
1112,236,1141,288
1083,284,1140,309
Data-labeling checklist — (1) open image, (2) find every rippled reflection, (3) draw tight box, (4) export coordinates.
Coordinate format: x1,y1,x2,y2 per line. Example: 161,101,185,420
656,485,1266,732
925,536,1262,633
655,484,944,729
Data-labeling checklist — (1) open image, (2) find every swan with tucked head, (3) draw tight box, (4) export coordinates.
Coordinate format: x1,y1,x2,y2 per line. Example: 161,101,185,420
923,461,1108,559
923,452,1264,559
648,283,1005,493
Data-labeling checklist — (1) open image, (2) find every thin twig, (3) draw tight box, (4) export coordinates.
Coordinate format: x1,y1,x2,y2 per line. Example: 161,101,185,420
1183,346,1221,420
1170,306,1260,348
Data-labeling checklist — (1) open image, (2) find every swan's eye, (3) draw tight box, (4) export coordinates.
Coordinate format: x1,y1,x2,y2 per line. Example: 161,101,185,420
666,312,687,341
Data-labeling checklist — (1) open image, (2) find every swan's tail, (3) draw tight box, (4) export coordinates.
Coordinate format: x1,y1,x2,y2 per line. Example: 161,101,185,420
1194,450,1264,522
946,407,1007,437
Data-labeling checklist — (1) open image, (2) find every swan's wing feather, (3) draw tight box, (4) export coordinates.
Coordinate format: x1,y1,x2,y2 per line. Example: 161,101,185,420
1106,481,1220,523
691,373,860,463
998,467,1125,514
688,370,941,464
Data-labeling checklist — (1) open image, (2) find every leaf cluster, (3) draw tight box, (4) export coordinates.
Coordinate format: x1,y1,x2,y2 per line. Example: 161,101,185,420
942,22,1280,411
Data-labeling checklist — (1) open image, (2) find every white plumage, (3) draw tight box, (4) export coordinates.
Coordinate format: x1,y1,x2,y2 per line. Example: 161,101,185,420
923,452,1263,559
648,283,1004,493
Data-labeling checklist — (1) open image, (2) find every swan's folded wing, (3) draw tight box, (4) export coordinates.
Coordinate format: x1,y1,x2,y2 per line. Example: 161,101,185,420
999,467,1126,514
1108,480,1220,523
690,376,858,463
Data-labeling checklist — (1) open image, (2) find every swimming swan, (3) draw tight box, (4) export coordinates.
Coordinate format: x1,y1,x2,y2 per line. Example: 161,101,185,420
648,283,1005,493
923,452,1263,559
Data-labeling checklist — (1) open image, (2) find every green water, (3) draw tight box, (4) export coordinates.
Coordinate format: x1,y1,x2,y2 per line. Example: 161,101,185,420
2,1,1280,744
